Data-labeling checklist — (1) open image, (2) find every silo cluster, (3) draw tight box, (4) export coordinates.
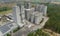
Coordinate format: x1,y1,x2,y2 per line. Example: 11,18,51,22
25,7,43,24
12,2,47,27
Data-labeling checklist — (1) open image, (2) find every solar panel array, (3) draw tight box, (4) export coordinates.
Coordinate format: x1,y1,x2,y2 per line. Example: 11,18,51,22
0,23,14,34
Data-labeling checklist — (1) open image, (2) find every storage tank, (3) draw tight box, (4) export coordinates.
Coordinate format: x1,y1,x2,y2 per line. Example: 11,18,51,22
33,12,43,24
12,5,23,27
25,9,31,20
28,8,35,23
43,6,47,16
31,13,34,23
39,4,44,12
25,8,35,21
39,5,47,16
25,10,28,19
21,5,26,24
35,13,43,24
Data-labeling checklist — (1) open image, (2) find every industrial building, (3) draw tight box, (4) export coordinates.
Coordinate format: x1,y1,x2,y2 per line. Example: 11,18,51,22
13,2,47,26
0,2,48,36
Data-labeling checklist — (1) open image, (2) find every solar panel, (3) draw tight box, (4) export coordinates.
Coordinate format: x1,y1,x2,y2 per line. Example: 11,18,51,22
0,25,10,33
0,23,14,34
8,24,13,28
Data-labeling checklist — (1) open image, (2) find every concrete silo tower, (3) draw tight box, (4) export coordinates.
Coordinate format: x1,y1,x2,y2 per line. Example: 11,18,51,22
12,5,25,27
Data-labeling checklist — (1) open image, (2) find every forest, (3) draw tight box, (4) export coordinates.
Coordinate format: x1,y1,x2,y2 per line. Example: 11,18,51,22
28,3,60,36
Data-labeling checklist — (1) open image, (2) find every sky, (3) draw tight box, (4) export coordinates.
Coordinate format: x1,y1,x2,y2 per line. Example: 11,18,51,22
0,0,60,3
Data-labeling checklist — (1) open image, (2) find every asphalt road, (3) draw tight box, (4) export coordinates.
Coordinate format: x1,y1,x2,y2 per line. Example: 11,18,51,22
13,27,31,36
13,17,49,36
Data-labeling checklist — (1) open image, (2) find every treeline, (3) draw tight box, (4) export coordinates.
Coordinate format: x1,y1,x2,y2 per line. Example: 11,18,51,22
0,7,11,12
44,4,60,33
28,3,60,36
28,29,50,36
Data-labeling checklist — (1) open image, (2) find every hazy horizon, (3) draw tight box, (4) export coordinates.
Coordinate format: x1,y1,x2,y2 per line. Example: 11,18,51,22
0,0,60,3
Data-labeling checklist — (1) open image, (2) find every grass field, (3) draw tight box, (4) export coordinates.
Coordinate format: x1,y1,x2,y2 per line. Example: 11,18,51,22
0,10,12,15
0,6,12,15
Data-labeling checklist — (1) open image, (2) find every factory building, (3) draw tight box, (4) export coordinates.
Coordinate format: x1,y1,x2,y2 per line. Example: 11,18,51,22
13,5,26,27
0,2,48,36
12,2,47,27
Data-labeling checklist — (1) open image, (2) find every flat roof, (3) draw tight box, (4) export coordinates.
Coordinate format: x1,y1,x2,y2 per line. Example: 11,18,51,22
0,22,18,36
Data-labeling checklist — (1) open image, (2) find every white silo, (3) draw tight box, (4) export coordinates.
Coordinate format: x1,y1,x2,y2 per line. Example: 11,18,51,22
39,4,44,12
12,5,24,27
43,6,47,16
25,9,30,20
37,13,43,24
21,5,26,24
27,8,35,23
25,8,35,21
39,5,47,16
13,5,21,23
33,12,43,24
31,12,35,23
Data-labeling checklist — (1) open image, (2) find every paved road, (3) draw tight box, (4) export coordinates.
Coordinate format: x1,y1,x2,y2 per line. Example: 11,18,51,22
13,27,31,36
13,17,49,36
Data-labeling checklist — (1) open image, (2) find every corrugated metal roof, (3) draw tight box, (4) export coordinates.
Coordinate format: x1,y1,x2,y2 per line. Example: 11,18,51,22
0,22,17,35
0,23,13,33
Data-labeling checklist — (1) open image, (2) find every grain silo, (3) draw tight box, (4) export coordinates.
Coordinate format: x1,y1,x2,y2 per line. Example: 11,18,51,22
12,5,22,26
32,12,43,24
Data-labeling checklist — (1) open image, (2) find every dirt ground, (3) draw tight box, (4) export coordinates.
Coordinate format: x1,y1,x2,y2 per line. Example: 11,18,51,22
51,2,60,4
42,29,60,36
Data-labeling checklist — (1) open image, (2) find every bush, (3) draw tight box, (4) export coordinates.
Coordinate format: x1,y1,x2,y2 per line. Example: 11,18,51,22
13,27,20,33
7,33,11,36
28,29,50,36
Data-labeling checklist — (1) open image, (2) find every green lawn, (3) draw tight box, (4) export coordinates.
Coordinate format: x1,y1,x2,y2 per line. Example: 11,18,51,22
44,3,60,33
